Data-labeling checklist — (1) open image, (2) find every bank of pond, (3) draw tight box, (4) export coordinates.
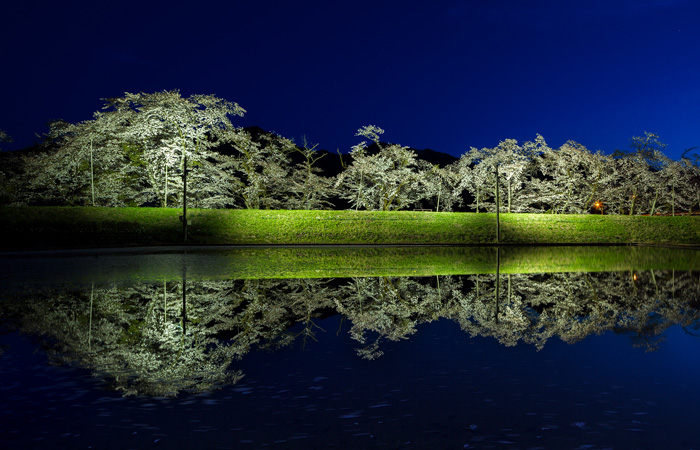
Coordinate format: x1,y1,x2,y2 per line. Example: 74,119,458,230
2,207,700,250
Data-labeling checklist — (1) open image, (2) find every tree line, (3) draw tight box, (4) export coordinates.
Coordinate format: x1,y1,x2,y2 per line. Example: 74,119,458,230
1,90,699,215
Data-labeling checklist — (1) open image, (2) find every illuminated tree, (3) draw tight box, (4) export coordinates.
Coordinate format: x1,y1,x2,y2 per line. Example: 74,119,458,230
417,161,462,211
536,141,613,213
681,149,700,213
335,126,425,211
284,137,336,210
30,117,141,206
458,136,544,213
224,129,332,209
100,90,246,208
655,155,695,215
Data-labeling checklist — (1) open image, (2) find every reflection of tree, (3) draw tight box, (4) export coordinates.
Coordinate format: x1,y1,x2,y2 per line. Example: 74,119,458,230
0,281,245,396
206,278,337,354
450,270,700,352
1,270,699,397
335,276,464,359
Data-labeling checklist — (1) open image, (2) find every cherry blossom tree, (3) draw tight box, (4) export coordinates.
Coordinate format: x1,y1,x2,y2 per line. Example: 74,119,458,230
458,136,544,213
335,126,425,211
536,141,613,213
100,90,246,208
416,161,462,211
284,137,335,210
224,128,298,209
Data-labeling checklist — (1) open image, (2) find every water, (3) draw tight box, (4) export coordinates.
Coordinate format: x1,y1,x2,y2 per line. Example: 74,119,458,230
1,246,699,449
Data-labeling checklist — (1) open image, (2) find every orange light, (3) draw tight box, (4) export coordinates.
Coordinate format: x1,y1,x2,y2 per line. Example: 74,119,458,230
633,273,638,281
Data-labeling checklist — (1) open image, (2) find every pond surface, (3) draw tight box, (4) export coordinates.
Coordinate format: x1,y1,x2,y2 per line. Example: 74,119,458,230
1,246,699,449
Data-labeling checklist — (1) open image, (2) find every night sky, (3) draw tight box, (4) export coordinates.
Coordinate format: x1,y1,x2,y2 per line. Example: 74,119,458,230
2,0,699,160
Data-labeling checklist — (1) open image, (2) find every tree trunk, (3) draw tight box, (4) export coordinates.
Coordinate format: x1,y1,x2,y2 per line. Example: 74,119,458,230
507,178,511,213
356,171,363,211
562,183,574,214
582,176,601,214
164,165,168,207
672,186,675,216
90,138,95,207
436,182,441,212
629,191,636,216
476,186,480,213
650,190,658,216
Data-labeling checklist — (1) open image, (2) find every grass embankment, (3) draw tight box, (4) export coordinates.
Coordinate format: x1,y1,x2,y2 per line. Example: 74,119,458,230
1,206,700,251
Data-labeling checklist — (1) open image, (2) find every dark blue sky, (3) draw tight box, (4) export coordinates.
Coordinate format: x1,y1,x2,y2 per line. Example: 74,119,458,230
2,0,699,160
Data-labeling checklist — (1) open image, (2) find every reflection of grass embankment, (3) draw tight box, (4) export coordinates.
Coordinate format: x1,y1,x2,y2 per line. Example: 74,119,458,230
3,246,699,285
228,245,700,279
2,207,700,250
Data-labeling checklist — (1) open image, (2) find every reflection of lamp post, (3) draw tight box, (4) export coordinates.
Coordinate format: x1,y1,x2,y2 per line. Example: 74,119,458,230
495,246,500,324
178,153,192,243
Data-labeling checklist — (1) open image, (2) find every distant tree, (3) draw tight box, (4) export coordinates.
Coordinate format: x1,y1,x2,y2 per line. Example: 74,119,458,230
284,136,336,210
225,128,298,209
0,129,10,150
416,161,462,211
454,150,481,212
603,148,649,215
660,156,695,215
600,132,689,216
458,136,544,213
537,141,612,213
681,148,700,213
0,130,18,205
335,126,425,211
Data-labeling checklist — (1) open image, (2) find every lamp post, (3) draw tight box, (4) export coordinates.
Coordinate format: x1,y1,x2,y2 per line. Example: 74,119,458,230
495,165,500,243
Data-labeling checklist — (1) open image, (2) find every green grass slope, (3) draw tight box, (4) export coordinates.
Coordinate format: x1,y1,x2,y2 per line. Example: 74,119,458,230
2,245,699,284
1,207,699,250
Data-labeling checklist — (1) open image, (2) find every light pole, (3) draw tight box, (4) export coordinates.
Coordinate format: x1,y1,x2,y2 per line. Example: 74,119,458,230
495,165,500,243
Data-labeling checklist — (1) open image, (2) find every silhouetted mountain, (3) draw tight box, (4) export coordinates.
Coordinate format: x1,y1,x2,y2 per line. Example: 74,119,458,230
350,141,458,167
413,148,459,167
